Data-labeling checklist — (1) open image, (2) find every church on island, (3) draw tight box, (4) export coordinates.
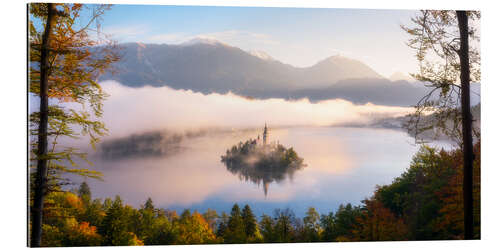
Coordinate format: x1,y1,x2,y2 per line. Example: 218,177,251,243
221,123,305,197
256,123,277,148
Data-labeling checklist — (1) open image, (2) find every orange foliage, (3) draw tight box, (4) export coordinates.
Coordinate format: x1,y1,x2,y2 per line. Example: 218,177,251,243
352,199,408,241
176,212,217,244
433,142,481,239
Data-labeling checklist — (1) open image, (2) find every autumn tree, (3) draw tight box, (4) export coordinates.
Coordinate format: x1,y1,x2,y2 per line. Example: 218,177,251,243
352,198,408,241
434,142,481,239
28,3,120,246
402,10,480,239
203,208,219,233
175,210,217,244
302,207,321,242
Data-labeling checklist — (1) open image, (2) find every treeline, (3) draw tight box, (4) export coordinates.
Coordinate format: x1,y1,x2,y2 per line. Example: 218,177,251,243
34,142,480,246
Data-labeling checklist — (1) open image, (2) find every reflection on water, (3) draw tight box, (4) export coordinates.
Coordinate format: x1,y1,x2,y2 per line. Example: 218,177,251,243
81,126,452,216
220,131,306,196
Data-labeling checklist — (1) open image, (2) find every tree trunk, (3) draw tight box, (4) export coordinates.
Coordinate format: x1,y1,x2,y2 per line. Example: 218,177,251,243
456,10,474,240
30,3,55,247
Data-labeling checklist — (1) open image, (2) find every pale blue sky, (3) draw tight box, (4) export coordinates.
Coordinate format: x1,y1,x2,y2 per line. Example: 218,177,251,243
97,5,420,77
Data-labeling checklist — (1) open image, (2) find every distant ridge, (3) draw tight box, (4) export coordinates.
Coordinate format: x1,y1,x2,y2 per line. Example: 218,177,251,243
101,40,480,107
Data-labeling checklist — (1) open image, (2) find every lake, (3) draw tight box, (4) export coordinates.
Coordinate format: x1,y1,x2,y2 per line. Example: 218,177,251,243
80,126,453,217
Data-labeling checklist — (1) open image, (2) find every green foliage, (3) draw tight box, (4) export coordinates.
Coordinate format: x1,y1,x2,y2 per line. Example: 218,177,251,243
302,207,321,242
331,204,362,241
374,146,457,240
100,196,141,246
319,212,335,241
273,208,297,243
223,204,247,243
259,214,277,242
401,10,481,143
78,181,91,205
216,212,229,238
241,204,260,242
28,2,120,196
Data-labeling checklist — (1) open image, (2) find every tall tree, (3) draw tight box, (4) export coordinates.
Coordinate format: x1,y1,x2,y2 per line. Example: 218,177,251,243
273,208,296,243
320,212,335,241
203,208,219,233
456,11,474,240
143,197,155,211
77,181,91,205
28,3,119,246
241,204,257,240
224,204,246,243
100,196,141,246
30,4,56,246
259,214,276,242
303,207,320,242
402,10,480,239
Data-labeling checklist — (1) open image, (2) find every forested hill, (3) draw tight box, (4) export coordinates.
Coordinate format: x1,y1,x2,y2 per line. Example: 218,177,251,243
100,41,479,106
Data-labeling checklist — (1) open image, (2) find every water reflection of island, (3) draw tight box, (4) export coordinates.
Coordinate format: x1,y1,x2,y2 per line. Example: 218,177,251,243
221,124,306,196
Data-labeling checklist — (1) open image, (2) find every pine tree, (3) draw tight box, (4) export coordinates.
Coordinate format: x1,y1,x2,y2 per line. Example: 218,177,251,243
241,204,257,240
78,182,91,205
100,196,138,246
144,198,154,211
224,204,246,243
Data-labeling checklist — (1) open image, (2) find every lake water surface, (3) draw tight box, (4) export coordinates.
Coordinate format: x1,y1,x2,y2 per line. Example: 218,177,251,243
82,126,452,217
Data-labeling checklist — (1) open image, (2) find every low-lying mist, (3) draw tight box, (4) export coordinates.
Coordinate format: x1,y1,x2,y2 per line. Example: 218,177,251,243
99,81,413,138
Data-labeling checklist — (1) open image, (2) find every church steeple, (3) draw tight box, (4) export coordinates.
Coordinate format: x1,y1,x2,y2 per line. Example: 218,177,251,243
263,123,268,145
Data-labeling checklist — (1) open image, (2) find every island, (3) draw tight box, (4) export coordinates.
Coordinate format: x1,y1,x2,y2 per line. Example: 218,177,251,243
221,124,306,195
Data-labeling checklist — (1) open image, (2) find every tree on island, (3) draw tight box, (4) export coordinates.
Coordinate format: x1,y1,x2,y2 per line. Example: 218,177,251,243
221,137,306,196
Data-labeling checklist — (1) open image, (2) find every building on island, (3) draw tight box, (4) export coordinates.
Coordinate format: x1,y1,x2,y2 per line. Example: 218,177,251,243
263,123,268,145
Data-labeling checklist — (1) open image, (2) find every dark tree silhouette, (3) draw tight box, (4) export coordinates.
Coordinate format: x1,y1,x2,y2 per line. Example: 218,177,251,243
402,10,480,239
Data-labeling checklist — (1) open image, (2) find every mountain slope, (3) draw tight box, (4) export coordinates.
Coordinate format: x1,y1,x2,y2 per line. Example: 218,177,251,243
102,41,383,91
101,40,479,106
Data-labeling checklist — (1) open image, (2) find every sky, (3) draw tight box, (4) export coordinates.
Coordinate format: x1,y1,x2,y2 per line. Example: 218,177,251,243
95,4,421,78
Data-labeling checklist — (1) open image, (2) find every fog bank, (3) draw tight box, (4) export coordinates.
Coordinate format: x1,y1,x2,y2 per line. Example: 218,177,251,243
99,81,413,138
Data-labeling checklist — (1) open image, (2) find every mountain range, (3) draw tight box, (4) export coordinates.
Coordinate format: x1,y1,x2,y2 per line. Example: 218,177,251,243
100,39,480,107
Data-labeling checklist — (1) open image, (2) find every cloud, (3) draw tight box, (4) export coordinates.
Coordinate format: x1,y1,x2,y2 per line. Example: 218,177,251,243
95,81,413,138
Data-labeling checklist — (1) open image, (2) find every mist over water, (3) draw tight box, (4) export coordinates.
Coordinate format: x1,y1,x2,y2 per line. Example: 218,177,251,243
97,81,413,138
56,81,451,216
82,126,451,216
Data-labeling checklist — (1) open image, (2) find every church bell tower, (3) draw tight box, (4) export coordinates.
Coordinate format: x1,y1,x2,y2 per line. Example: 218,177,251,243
263,123,268,145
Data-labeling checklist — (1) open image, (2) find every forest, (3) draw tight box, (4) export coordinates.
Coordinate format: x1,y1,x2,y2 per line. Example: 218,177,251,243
31,142,480,246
